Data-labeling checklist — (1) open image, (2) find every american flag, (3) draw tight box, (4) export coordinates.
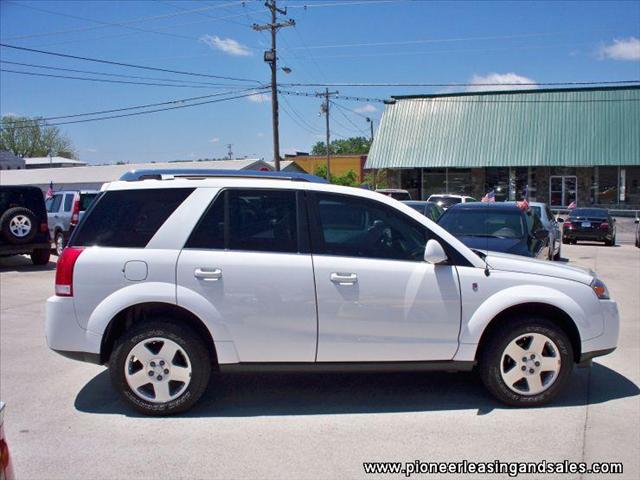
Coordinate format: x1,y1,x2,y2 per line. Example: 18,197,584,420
481,190,495,202
567,200,577,209
46,181,54,199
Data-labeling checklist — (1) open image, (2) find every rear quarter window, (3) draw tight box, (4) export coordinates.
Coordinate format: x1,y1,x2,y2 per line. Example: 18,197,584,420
71,188,193,248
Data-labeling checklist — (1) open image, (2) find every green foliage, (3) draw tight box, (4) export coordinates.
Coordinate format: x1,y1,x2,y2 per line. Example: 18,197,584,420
311,136,371,156
313,164,359,187
0,116,77,159
362,169,390,190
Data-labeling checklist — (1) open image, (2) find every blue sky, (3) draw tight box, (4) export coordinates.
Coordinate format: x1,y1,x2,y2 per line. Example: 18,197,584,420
1,0,639,165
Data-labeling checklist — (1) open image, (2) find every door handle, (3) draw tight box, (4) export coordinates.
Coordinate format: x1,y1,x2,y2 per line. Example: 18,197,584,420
194,268,222,281
330,272,358,285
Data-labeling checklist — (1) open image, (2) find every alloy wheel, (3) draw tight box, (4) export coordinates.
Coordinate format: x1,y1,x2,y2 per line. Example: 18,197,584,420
500,333,561,396
124,337,192,403
9,215,32,238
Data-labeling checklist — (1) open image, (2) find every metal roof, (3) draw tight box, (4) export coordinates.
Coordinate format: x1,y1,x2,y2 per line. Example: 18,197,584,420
367,86,640,169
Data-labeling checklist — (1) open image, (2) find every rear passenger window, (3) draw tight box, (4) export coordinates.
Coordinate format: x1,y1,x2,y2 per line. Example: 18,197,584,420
71,188,193,248
63,194,74,212
186,189,298,253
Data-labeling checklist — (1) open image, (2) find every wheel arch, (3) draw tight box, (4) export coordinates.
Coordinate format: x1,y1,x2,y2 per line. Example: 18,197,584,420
100,302,219,368
475,302,581,363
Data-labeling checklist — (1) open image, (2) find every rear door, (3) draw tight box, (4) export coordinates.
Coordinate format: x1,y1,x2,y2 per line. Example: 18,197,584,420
176,188,317,363
308,192,462,362
46,193,63,238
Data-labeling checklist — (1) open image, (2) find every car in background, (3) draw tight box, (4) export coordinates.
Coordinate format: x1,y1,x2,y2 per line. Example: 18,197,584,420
402,200,444,222
438,202,552,259
561,208,616,246
375,188,412,200
0,402,15,480
530,202,562,260
635,217,639,248
46,190,99,255
427,194,477,210
0,186,51,265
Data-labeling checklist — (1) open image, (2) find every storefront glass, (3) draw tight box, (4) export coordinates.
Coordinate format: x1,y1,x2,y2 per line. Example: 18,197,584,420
400,168,421,200
596,167,618,205
484,168,509,201
421,168,447,200
447,169,473,196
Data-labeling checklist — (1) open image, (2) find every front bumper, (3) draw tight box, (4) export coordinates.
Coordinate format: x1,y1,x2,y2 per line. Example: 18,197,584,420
580,299,619,363
46,295,102,363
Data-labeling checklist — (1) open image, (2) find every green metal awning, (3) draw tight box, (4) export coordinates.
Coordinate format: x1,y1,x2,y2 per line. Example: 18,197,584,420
366,86,640,169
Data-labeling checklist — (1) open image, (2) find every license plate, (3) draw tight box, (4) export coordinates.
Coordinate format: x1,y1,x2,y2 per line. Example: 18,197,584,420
582,222,591,228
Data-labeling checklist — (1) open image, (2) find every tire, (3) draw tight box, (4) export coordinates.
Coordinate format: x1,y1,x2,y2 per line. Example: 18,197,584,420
109,320,211,416
54,231,65,256
605,236,615,247
30,248,51,265
553,245,562,261
479,316,573,407
0,207,37,244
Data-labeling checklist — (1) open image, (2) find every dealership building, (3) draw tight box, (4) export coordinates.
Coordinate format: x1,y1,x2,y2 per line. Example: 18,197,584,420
366,85,640,209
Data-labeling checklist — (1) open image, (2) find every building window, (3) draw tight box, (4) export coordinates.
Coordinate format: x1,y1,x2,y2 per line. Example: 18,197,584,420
596,167,618,205
421,168,447,199
447,169,473,196
399,169,421,200
485,168,510,201
625,166,640,207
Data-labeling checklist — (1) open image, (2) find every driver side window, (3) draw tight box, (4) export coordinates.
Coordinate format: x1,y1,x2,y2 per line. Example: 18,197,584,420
310,192,428,261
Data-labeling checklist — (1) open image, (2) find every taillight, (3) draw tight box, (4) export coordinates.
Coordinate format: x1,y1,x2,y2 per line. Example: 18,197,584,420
55,247,84,296
70,195,81,227
39,222,48,233
600,222,609,230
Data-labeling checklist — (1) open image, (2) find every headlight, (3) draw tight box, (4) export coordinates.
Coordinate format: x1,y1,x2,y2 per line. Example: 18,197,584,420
591,278,610,300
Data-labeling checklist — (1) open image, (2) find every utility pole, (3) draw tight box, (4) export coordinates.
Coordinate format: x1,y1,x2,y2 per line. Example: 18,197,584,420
252,1,295,172
366,117,374,142
226,144,233,160
316,88,339,181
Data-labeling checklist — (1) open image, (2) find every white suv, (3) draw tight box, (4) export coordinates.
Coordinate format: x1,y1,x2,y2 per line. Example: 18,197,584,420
46,171,619,415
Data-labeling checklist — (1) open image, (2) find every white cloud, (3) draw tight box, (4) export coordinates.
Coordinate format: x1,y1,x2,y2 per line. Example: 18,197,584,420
210,137,220,143
247,91,271,103
467,72,537,92
257,132,265,137
598,37,640,61
354,103,377,113
200,35,252,57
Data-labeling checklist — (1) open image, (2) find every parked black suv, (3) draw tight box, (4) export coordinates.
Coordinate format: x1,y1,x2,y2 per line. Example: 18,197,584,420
0,186,51,265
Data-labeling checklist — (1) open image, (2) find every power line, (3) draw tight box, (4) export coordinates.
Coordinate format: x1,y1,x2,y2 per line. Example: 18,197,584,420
0,88,258,123
0,68,243,89
1,0,247,41
0,61,248,88
280,95,324,134
330,100,370,135
280,89,387,103
286,0,404,9
280,80,640,88
0,43,263,84
1,90,270,129
331,100,375,119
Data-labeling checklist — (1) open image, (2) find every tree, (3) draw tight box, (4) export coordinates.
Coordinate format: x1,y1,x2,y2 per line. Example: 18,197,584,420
0,116,77,158
313,164,359,187
362,169,390,190
311,136,371,156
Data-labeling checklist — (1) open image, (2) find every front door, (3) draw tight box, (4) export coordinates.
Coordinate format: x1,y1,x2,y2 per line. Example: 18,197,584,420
549,176,577,207
177,188,317,363
308,192,461,362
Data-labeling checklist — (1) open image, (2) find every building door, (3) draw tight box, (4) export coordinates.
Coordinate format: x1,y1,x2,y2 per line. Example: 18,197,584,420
549,176,577,207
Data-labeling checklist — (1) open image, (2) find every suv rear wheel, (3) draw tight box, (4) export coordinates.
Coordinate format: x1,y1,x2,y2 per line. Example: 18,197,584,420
30,248,51,265
109,321,211,415
0,207,37,244
479,317,573,406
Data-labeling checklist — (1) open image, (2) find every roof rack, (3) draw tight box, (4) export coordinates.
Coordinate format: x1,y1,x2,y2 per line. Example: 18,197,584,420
119,168,327,183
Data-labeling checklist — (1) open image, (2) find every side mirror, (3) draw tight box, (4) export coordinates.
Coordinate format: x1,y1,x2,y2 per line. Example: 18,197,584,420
424,239,448,264
534,228,549,241
634,218,639,224
556,217,565,223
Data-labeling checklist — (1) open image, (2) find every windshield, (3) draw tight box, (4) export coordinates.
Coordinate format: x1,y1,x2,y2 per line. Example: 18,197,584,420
429,196,461,208
570,208,608,218
439,209,525,239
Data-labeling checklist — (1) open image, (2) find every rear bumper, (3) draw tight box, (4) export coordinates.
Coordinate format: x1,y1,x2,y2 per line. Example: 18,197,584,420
0,242,50,255
563,230,612,241
46,295,102,363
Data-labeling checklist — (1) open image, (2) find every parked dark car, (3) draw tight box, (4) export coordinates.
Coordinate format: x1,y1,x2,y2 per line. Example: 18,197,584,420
561,208,616,246
438,202,552,259
635,218,640,248
402,200,444,222
0,186,51,265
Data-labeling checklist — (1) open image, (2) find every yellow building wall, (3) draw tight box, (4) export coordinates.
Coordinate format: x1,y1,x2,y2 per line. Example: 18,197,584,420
291,155,364,182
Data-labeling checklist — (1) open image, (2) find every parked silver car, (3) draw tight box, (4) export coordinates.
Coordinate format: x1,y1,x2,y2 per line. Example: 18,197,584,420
46,190,99,255
529,202,562,260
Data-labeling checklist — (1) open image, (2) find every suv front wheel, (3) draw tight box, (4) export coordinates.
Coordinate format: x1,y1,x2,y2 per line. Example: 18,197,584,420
109,321,211,415
479,317,573,406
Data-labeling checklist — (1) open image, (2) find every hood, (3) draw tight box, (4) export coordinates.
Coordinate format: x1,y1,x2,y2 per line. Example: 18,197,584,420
456,236,528,256
484,250,595,285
